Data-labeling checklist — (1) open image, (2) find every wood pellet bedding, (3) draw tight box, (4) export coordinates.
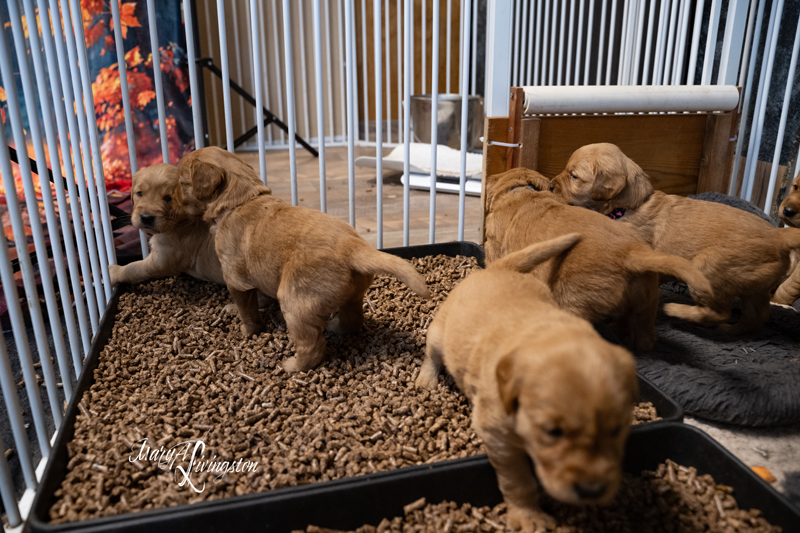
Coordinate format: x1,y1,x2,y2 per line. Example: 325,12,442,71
300,460,780,533
51,255,659,524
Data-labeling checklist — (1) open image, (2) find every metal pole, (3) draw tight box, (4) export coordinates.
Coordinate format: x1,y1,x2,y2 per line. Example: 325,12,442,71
374,0,384,246
701,0,723,85
313,0,327,209
217,0,235,151
251,0,267,184
403,0,412,245
283,0,300,206
146,0,170,162
430,0,441,244
458,0,473,241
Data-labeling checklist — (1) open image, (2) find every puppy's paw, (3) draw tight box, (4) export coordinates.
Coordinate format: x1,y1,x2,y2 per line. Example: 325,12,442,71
240,323,265,337
282,356,310,374
506,505,556,533
223,303,238,314
108,264,122,286
414,360,440,389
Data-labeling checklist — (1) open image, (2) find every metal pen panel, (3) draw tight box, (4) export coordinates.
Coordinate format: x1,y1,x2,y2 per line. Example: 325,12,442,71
202,0,222,145
596,0,608,84
535,0,543,86
300,0,313,141
641,0,656,84
520,0,530,87
397,0,403,142
0,87,58,451
423,0,427,93
403,0,412,245
566,0,576,85
272,0,287,143
471,0,478,94
146,0,170,162
5,2,74,404
111,0,150,259
557,0,567,85
313,0,327,210
459,0,473,241
258,2,274,147
701,0,723,85
232,0,247,133
448,0,455,92
764,11,800,213
0,240,37,489
549,0,557,85
686,0,705,85
38,0,93,354
283,0,300,206
183,0,205,148
430,0,441,244
251,0,267,184
717,0,750,86
583,0,595,86
526,0,535,84
673,0,691,85
68,0,117,274
54,0,104,325
323,0,336,141
19,0,84,381
513,0,522,86
0,430,22,526
743,0,784,202
217,0,235,151
618,0,631,85
359,0,370,142
384,0,392,144
662,0,679,84
631,0,646,85
604,0,618,85
653,0,670,84
374,0,384,247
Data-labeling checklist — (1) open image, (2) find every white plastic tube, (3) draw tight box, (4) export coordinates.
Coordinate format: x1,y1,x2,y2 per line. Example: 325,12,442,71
217,0,235,151
521,85,740,114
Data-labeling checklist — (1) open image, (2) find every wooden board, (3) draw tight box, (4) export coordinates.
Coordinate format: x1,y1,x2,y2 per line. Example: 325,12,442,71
697,112,736,195
533,113,709,196
481,116,510,243
519,117,541,171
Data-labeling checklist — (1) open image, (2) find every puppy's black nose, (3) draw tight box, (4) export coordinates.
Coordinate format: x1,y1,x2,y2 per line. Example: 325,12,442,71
574,482,607,500
549,182,555,191
139,214,156,227
784,206,798,218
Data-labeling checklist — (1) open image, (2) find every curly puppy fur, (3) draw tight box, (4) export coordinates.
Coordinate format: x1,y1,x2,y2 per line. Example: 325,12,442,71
177,147,430,372
552,143,800,333
417,235,638,532
485,167,713,352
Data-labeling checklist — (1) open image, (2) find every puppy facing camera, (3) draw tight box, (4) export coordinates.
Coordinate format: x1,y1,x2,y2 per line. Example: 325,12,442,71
417,235,638,531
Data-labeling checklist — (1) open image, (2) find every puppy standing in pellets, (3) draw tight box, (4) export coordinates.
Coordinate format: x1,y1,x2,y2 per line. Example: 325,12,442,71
416,234,638,532
178,147,430,372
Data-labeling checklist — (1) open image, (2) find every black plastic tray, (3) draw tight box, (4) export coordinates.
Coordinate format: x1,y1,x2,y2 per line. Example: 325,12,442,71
28,242,682,532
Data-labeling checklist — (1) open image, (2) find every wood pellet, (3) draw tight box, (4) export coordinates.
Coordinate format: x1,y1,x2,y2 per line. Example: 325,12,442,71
300,460,780,533
49,255,661,524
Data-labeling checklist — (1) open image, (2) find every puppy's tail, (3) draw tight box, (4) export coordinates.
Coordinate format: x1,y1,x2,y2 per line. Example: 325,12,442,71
490,233,582,273
350,247,431,298
625,249,714,305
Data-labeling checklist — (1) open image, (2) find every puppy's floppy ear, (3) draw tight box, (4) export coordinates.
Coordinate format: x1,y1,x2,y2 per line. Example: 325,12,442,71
590,163,626,202
496,352,521,415
191,158,225,201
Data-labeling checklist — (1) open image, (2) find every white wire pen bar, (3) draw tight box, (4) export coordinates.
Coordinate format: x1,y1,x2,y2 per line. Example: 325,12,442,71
1,1,799,528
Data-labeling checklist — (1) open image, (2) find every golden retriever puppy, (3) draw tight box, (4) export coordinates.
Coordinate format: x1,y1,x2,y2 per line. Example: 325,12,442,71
108,164,225,286
773,171,800,306
552,142,800,333
416,235,638,532
485,168,713,352
177,147,430,372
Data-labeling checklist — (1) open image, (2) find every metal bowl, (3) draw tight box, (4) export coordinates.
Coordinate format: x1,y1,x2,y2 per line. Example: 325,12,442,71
410,94,484,151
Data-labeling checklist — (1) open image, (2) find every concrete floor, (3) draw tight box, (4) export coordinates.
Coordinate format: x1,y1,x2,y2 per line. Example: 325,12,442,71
686,416,800,507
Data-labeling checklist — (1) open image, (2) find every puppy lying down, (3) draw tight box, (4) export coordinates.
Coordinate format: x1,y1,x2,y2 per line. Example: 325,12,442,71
485,168,713,352
178,147,430,372
108,164,267,312
416,235,638,532
773,170,800,306
552,143,800,334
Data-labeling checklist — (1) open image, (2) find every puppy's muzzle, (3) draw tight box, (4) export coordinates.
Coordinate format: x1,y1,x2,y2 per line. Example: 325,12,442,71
549,182,555,192
139,214,156,228
573,482,607,501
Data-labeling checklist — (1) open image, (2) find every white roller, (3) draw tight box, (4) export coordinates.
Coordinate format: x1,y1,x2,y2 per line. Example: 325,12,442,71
521,85,740,115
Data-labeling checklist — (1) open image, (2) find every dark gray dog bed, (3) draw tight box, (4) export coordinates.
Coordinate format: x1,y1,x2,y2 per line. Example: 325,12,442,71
625,193,799,427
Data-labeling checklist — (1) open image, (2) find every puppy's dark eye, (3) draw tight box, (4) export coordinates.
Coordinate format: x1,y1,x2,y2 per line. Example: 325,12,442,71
164,195,172,202
570,173,578,180
547,427,564,438
794,184,798,191
136,191,143,197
